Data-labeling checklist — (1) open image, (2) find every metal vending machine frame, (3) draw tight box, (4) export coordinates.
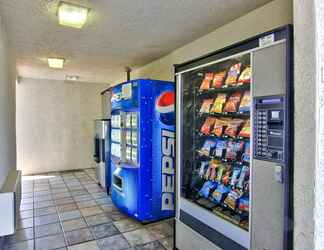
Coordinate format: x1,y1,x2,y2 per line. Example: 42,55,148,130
174,25,293,250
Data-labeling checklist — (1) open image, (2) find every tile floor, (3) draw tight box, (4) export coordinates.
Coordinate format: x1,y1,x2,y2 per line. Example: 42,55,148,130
3,169,174,250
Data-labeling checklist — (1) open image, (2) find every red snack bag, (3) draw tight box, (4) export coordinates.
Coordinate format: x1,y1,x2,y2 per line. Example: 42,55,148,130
225,63,242,86
224,119,244,138
238,119,250,138
199,73,214,91
212,71,226,88
212,119,228,137
200,117,216,135
223,92,242,113
199,99,214,113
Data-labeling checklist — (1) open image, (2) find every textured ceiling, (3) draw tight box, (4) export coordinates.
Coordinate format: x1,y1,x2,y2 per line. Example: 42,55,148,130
0,0,272,84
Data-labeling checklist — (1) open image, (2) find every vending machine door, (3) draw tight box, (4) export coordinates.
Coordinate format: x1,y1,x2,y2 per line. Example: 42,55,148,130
251,41,292,250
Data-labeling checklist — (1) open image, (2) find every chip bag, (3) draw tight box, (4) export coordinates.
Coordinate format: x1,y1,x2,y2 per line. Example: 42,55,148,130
238,197,249,213
214,140,227,158
216,164,227,182
212,119,228,137
238,119,250,138
211,93,227,113
223,92,242,113
238,66,251,85
241,142,250,163
222,166,232,185
199,73,214,91
224,190,242,210
238,91,251,113
199,161,209,178
230,166,241,188
199,139,216,157
200,117,216,135
199,181,218,198
212,71,226,88
224,119,244,138
199,99,214,113
211,184,230,204
237,166,249,189
225,63,242,86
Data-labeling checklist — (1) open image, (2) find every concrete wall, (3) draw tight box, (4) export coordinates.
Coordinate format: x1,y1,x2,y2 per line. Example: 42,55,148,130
115,0,292,84
315,0,324,249
0,16,16,189
293,0,316,249
16,78,106,174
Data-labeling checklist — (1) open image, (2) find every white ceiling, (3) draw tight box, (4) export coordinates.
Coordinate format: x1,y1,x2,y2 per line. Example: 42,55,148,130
0,0,273,84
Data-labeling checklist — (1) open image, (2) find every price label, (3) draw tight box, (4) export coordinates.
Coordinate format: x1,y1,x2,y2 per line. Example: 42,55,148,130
259,34,275,47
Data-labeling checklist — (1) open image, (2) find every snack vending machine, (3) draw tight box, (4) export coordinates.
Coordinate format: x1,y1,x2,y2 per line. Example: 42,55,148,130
175,25,293,250
110,79,175,222
93,119,110,192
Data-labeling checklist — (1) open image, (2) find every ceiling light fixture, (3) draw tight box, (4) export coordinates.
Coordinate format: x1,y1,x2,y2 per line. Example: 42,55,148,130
65,75,79,81
48,58,65,69
57,1,89,29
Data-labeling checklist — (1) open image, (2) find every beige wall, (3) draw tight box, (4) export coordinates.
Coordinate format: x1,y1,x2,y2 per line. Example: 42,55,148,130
115,0,292,83
0,16,16,189
16,78,106,175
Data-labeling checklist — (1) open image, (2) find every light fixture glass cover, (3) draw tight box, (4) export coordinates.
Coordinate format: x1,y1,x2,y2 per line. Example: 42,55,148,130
58,2,89,29
48,58,65,69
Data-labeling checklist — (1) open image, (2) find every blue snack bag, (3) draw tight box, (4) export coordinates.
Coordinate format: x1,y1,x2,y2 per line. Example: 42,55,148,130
199,181,218,198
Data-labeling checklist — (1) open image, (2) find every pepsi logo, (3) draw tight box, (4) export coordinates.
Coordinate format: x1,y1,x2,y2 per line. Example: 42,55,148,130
156,91,175,126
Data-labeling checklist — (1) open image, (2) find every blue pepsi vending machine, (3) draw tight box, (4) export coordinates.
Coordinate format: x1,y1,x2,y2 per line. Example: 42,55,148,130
110,79,175,223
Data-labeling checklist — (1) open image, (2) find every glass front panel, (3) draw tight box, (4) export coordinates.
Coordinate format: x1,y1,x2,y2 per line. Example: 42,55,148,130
180,53,251,231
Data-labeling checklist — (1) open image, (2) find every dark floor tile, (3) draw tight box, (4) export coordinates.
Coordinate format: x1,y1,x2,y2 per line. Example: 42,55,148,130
35,222,62,238
96,234,130,250
4,228,34,245
70,190,88,197
95,198,112,205
73,195,92,202
84,213,112,226
18,209,33,219
57,203,78,213
134,241,166,250
3,239,34,250
76,199,97,209
20,203,33,211
80,206,103,217
34,213,59,226
123,229,156,247
91,192,107,200
59,210,82,221
65,228,93,246
90,223,119,239
62,218,87,232
146,222,173,240
110,211,127,221
17,218,34,229
100,204,117,213
35,234,66,250
113,218,142,233
34,206,57,217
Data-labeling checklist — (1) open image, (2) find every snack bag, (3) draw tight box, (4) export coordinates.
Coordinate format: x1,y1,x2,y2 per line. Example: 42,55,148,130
212,71,226,88
199,73,214,91
222,167,232,185
200,117,216,135
225,63,242,86
225,141,236,160
224,190,242,210
224,119,244,138
241,142,250,163
238,91,251,113
238,66,251,85
214,140,227,158
216,164,227,182
199,139,216,157
238,119,250,138
199,161,209,178
237,166,249,189
211,93,227,113
238,196,250,213
223,92,242,113
212,119,228,137
230,166,241,188
209,160,219,180
211,184,230,204
199,181,218,198
199,99,214,113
